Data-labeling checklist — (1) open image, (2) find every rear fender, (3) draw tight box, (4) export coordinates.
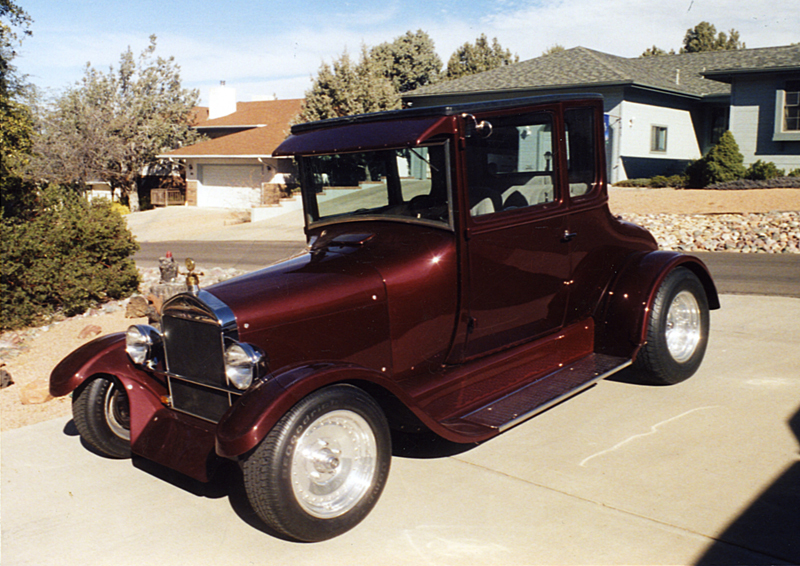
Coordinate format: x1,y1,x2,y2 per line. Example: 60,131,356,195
216,363,396,458
595,251,719,358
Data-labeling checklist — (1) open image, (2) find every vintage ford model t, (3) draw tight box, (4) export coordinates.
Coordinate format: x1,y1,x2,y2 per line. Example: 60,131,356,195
51,94,719,542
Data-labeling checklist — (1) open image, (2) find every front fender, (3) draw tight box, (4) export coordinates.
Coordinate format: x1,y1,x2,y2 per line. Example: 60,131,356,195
49,331,170,448
595,251,719,357
215,363,388,458
50,332,128,397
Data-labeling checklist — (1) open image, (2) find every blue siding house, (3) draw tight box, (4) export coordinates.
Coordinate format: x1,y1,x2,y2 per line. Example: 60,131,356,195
404,45,800,183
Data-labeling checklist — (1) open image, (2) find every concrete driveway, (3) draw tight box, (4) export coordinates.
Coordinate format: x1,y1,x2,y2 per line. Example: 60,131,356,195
3,293,799,565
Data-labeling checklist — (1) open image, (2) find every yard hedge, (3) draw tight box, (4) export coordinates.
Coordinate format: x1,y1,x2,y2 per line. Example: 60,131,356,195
1,185,140,330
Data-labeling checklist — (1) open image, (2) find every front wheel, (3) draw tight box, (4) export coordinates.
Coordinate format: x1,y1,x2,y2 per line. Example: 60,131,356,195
242,384,391,542
72,376,131,458
633,267,710,385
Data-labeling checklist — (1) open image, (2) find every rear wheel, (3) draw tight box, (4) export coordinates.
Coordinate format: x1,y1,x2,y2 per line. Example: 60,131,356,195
72,376,131,458
633,267,710,385
242,384,391,542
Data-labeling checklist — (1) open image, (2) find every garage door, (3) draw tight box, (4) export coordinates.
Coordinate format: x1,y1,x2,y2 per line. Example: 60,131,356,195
199,165,263,208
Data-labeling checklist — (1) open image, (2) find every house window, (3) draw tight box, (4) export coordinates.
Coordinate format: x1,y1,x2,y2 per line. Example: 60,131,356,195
651,126,667,152
774,79,800,141
785,80,800,131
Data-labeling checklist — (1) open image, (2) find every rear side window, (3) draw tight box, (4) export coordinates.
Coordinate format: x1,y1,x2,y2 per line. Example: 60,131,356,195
466,111,556,217
564,107,597,198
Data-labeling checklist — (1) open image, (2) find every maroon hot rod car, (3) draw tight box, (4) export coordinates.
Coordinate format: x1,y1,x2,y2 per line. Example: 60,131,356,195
50,94,719,542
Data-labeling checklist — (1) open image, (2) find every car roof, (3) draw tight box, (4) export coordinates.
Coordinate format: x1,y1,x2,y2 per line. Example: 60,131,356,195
275,93,602,156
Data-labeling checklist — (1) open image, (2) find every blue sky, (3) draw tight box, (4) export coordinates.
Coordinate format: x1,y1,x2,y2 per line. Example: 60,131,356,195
15,0,798,105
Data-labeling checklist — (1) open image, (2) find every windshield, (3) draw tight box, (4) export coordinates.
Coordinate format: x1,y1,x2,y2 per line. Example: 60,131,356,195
299,144,451,228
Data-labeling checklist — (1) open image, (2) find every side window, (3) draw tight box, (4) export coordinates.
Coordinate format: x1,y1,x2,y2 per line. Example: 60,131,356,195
467,112,555,217
564,107,597,198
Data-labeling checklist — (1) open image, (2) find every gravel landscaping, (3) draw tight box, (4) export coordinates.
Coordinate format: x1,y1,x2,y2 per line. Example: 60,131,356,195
620,212,800,253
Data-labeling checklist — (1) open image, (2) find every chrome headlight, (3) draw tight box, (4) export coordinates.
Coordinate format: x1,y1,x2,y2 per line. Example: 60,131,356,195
224,341,268,390
125,325,163,366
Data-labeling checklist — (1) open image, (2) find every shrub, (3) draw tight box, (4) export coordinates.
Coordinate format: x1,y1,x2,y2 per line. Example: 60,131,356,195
665,175,686,187
110,201,131,216
745,160,785,181
613,175,685,188
685,131,746,187
1,185,140,330
788,168,800,178
649,175,669,188
613,178,651,187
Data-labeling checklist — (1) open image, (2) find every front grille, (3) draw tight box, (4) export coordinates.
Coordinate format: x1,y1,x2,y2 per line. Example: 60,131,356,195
162,315,225,386
161,291,240,423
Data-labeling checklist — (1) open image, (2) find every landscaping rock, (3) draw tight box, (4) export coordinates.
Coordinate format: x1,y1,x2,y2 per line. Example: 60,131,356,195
19,378,53,405
77,324,102,340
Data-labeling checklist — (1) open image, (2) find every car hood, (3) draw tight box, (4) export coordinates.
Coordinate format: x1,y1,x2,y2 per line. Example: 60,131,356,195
205,223,458,375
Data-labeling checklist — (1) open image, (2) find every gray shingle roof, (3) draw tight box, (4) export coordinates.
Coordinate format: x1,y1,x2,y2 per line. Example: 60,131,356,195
406,44,800,100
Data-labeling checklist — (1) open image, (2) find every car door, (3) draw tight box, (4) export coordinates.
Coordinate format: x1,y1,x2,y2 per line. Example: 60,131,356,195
459,108,571,359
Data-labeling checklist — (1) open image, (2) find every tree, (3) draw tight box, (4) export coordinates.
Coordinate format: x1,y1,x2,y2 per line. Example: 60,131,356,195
685,131,746,187
31,36,201,211
640,21,744,57
542,44,566,56
641,45,675,57
1,0,35,218
0,0,31,96
681,21,745,53
370,30,442,93
299,45,400,123
445,34,519,80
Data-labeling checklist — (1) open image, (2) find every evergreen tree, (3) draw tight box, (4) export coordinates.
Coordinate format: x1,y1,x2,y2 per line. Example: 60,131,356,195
445,34,518,80
542,44,566,56
300,45,401,122
681,21,745,53
640,21,744,57
371,30,442,93
685,131,746,187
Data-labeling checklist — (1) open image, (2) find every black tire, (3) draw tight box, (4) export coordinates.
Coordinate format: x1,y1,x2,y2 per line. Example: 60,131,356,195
72,376,131,459
242,384,391,542
633,267,710,385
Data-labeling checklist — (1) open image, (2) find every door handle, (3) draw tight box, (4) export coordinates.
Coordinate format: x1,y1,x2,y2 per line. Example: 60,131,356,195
562,231,577,243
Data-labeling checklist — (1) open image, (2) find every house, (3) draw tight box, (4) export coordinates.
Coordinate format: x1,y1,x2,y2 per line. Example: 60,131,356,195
403,45,800,183
159,86,303,209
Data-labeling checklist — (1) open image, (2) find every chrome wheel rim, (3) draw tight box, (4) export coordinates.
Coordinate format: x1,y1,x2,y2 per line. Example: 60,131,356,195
291,410,377,519
104,383,131,441
666,290,702,363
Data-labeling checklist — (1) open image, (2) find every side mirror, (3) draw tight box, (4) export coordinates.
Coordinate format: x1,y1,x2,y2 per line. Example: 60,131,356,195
462,113,493,138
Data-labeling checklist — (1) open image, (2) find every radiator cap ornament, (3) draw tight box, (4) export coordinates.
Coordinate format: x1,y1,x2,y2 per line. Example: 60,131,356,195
184,258,203,294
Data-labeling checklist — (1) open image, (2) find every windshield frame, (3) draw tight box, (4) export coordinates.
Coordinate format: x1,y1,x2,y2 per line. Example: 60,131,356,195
298,140,454,232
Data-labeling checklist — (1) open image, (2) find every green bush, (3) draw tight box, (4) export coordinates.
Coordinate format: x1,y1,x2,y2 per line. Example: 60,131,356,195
745,160,785,181
613,175,686,188
613,178,651,187
649,175,669,188
665,175,686,187
685,131,746,187
786,168,800,178
1,185,140,330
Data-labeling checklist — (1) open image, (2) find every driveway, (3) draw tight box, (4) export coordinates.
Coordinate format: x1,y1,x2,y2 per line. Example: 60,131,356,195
3,293,799,565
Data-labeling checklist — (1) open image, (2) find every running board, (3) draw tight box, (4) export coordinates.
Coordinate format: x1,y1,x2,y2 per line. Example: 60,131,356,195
444,354,631,434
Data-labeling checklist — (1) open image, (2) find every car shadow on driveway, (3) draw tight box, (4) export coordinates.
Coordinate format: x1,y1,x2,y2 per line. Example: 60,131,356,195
695,404,800,565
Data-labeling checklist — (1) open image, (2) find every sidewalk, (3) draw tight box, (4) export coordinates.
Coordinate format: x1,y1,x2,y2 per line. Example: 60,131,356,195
126,205,305,242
